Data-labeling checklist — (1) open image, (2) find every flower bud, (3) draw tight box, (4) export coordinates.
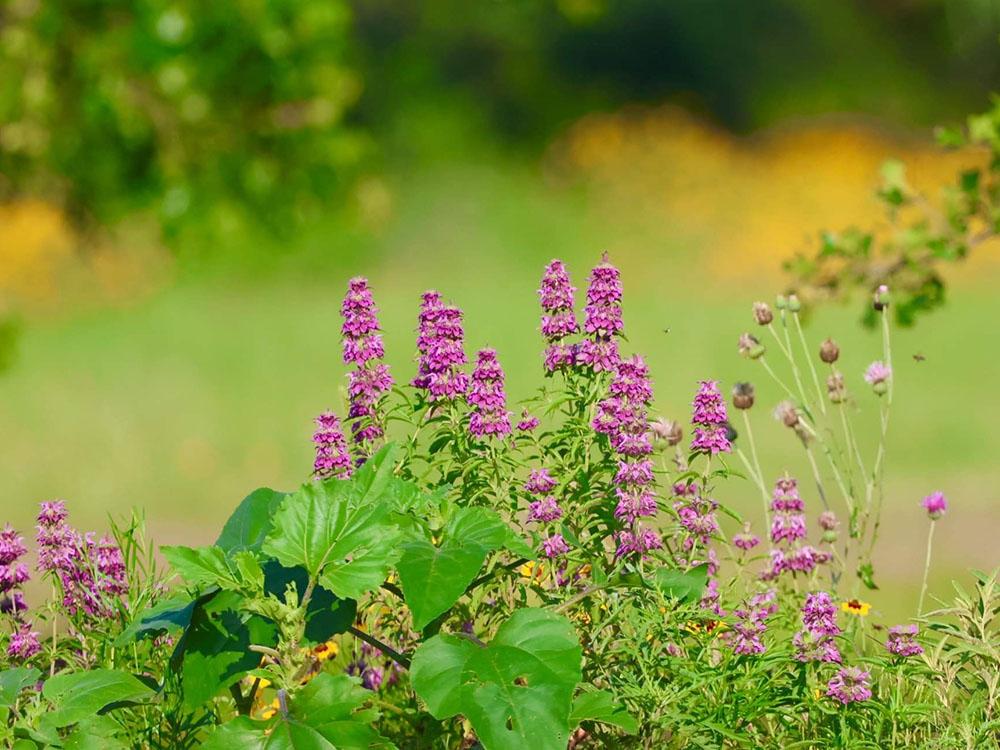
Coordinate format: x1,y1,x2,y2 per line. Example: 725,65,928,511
786,294,802,313
731,382,755,410
775,295,788,310
752,302,773,325
738,332,765,360
822,529,838,544
864,361,891,396
819,338,840,364
818,510,838,531
827,372,846,404
773,400,799,428
873,284,889,311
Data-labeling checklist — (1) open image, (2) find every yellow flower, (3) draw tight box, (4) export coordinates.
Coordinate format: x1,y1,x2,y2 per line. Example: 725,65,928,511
519,561,545,581
313,640,339,662
260,698,280,720
683,619,727,636
841,599,871,617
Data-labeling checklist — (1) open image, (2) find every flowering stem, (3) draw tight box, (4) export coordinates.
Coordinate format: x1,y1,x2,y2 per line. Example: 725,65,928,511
779,312,812,409
792,311,826,416
803,445,830,512
758,356,798,402
739,411,770,525
917,521,936,617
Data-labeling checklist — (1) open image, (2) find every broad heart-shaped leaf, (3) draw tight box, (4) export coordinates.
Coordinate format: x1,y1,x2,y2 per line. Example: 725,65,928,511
568,688,638,735
0,667,41,708
411,608,582,750
41,669,154,727
398,507,532,630
203,674,394,750
171,589,277,709
61,715,129,750
162,545,263,592
217,487,289,554
262,479,401,601
263,561,357,645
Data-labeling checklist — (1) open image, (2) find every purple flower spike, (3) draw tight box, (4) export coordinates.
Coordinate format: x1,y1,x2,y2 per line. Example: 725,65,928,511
690,381,731,455
468,348,512,439
542,534,570,558
827,667,872,704
7,623,40,660
793,591,843,664
341,278,394,453
525,469,558,495
312,411,353,480
516,411,539,432
922,491,947,520
528,497,563,523
413,292,469,401
729,589,777,655
577,256,623,372
0,524,29,619
886,624,923,657
538,260,580,373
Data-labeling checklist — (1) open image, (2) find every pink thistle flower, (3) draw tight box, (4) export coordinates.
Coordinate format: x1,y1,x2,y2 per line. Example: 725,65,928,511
864,361,892,395
922,491,947,520
826,667,872,704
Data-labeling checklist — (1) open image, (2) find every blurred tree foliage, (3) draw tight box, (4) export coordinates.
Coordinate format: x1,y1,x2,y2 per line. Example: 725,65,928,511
1,0,998,251
0,0,368,243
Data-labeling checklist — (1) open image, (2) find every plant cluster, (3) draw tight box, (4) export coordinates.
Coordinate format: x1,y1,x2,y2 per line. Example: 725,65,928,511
1,258,997,748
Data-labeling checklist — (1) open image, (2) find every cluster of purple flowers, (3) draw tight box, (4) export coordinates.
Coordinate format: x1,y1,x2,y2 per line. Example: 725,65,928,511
524,469,567,558
593,355,662,558
761,476,830,581
468,349,512,438
826,666,872,705
886,624,923,658
347,641,402,691
341,278,394,451
576,258,623,372
312,411,353,480
672,482,719,553
732,521,761,552
728,589,778,655
538,260,580,371
690,381,732,455
33,501,128,624
792,592,842,664
1,524,39,660
516,410,539,432
413,291,470,401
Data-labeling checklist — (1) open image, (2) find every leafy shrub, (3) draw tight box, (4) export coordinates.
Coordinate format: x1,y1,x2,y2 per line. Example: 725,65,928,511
1,258,997,748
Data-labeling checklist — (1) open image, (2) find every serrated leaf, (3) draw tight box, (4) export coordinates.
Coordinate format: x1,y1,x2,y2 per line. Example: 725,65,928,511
411,609,582,750
569,689,637,734
262,480,401,600
42,669,154,728
0,667,40,708
217,487,289,554
114,594,200,646
163,545,261,592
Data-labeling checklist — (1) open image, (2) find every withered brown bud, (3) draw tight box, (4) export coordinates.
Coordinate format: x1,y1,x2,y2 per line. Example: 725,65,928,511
752,302,773,326
826,372,846,404
773,400,800,428
819,338,840,364
650,417,683,446
738,332,765,359
731,382,755,410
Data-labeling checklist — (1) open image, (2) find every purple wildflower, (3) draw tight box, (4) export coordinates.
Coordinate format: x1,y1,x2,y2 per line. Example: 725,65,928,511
864,361,892,395
922,491,947,520
673,484,719,552
730,589,777,655
468,348,512,438
528,497,563,523
690,381,732,454
538,260,580,372
886,625,923,658
312,411,353,480
413,292,469,401
542,534,570,558
614,527,663,558
7,623,40,660
826,667,872,704
525,468,558,495
761,476,829,580
732,522,760,552
577,257,623,372
0,525,29,619
340,278,394,450
818,511,838,531
516,411,539,432
793,592,842,664
700,577,725,617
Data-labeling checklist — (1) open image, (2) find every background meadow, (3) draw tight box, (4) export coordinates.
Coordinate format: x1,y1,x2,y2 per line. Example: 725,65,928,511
2,0,999,623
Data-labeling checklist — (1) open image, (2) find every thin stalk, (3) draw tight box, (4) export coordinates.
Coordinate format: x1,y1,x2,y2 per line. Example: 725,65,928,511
779,313,812,408
758,356,798,401
918,522,936,617
349,626,411,669
792,312,826,415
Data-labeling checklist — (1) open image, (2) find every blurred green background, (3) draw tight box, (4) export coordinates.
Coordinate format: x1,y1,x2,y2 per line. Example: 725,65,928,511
2,0,999,619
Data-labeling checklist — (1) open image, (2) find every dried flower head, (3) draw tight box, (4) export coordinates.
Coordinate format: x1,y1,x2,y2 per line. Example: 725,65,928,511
738,332,765,359
731,382,755,410
649,417,683,446
819,338,840,364
752,302,773,325
826,372,847,403
773,401,799,428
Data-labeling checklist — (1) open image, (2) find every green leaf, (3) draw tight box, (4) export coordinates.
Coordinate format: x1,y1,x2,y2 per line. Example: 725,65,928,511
0,667,40,708
651,564,709,603
203,675,395,750
62,716,129,750
171,590,277,709
398,538,487,631
262,480,401,600
448,507,533,559
163,545,261,591
42,669,154,728
114,594,200,646
569,689,638,735
217,488,289,554
411,608,582,750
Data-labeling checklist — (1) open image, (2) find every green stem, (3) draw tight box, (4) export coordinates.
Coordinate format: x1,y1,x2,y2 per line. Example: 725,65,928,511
918,521,936,617
792,312,826,415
